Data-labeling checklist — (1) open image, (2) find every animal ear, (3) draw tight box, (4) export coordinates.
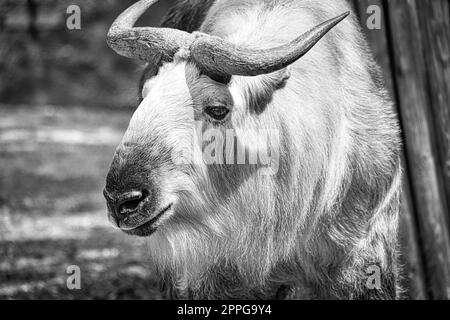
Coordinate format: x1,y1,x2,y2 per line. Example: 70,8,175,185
241,67,291,114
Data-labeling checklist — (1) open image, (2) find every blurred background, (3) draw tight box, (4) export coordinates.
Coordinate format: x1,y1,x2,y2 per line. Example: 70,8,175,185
0,0,449,299
0,0,176,299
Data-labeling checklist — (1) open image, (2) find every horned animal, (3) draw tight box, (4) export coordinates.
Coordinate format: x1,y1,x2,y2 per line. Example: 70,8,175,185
104,0,402,299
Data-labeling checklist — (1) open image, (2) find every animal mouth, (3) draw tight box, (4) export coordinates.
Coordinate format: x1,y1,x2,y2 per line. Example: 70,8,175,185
119,203,173,235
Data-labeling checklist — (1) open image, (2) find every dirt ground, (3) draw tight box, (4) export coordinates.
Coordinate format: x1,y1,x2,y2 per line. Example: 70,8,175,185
0,104,162,299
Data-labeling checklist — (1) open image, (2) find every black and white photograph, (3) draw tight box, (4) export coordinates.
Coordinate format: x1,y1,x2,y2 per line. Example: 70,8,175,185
0,0,449,303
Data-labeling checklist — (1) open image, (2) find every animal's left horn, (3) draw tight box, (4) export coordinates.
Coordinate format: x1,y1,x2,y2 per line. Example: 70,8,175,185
191,11,350,76
107,0,193,62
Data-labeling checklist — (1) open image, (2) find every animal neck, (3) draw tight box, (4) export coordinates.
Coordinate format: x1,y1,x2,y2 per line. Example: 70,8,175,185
163,262,297,300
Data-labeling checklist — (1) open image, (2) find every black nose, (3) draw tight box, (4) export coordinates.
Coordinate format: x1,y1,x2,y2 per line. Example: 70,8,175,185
104,189,150,217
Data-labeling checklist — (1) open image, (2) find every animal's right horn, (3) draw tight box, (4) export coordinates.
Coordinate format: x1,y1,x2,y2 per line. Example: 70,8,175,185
191,12,350,76
107,0,193,62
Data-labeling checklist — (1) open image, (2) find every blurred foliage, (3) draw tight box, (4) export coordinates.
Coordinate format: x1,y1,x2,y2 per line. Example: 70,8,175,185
0,104,162,299
0,0,176,108
0,0,178,299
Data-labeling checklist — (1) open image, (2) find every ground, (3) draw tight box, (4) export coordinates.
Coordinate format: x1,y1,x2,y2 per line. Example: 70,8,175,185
0,104,162,299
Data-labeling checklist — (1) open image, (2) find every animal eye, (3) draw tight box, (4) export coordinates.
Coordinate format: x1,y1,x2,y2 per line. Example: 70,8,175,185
204,106,230,121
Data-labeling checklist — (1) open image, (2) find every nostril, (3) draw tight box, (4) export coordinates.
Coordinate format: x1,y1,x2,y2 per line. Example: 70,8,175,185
117,190,149,215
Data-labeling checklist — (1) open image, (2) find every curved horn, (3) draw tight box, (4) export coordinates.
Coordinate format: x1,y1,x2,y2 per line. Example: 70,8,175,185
191,12,350,76
107,0,193,62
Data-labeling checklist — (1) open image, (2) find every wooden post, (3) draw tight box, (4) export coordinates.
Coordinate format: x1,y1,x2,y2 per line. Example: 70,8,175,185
353,0,428,300
415,0,450,229
385,0,450,299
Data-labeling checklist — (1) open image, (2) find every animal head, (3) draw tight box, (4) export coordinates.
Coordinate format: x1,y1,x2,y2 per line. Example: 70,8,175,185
104,0,349,284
